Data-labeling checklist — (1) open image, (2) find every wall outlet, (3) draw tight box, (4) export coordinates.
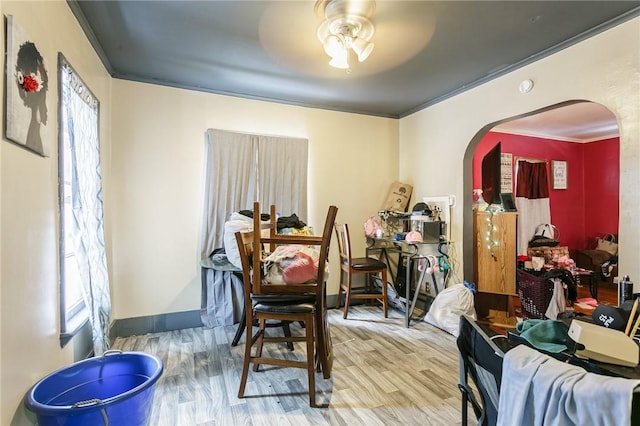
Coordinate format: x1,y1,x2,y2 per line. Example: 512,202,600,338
423,196,453,241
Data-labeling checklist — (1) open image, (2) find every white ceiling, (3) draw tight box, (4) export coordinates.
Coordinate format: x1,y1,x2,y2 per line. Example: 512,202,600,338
492,102,619,143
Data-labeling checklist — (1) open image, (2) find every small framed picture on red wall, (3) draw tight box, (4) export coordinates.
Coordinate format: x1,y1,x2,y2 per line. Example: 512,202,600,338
552,160,568,190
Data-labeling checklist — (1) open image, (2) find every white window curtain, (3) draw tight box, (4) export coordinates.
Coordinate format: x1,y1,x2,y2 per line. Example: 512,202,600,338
201,129,308,259
257,135,308,220
201,130,256,258
60,57,111,355
515,159,551,256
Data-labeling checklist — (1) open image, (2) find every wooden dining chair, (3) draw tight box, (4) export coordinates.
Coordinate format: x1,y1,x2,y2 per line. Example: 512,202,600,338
235,201,337,407
334,223,388,319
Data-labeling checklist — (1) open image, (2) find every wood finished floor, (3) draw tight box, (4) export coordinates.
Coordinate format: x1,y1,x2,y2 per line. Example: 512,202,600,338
589,280,617,306
112,305,473,425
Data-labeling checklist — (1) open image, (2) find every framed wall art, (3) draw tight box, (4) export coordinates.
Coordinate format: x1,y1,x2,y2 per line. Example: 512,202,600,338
552,160,567,190
500,152,513,193
4,15,49,157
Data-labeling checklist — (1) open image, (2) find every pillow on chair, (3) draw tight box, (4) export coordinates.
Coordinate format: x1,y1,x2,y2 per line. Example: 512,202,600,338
224,219,252,269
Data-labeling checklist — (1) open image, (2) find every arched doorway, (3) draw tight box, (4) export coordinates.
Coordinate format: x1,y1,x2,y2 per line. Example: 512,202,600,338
462,100,620,298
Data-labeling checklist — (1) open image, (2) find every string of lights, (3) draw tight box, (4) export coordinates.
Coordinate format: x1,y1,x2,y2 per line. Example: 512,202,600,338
484,204,502,260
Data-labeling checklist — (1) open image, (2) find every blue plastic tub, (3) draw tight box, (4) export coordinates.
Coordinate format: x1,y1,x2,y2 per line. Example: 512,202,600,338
25,350,163,426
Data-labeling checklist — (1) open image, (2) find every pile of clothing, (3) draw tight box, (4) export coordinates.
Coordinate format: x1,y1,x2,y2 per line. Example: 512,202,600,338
263,245,323,285
222,209,315,280
223,210,310,268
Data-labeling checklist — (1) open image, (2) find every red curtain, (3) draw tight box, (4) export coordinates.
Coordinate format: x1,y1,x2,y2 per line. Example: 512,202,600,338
516,161,549,199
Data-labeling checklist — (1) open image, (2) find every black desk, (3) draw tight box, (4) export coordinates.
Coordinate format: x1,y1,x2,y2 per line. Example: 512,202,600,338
366,236,449,327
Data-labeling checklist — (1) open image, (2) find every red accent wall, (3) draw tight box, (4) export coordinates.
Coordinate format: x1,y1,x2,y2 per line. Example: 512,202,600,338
582,137,620,246
473,132,619,254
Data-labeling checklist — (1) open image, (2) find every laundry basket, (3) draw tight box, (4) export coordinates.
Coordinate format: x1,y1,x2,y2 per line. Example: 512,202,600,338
517,269,554,319
25,350,163,426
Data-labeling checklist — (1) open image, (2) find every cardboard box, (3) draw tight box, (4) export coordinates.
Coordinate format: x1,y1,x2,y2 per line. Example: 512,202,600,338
526,245,569,263
382,181,413,212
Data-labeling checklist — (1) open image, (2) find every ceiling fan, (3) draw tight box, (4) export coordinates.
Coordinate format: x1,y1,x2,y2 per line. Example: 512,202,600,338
259,0,437,78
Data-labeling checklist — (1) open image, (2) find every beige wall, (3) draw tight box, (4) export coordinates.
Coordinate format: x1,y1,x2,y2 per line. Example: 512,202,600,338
0,1,114,424
400,17,640,286
109,81,399,319
0,4,399,422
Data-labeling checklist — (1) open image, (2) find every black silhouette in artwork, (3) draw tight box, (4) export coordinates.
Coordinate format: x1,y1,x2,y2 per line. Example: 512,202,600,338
15,41,48,155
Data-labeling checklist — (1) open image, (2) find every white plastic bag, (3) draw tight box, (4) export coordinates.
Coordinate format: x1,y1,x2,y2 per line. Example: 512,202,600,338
424,284,476,337
223,219,252,269
223,213,272,269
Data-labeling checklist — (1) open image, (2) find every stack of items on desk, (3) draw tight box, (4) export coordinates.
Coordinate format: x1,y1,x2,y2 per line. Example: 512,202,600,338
569,296,640,367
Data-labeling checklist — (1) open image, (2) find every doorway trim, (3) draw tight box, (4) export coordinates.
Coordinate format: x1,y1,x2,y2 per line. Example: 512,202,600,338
461,99,618,281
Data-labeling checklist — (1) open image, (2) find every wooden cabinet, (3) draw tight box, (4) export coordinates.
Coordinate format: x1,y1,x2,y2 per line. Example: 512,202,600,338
473,211,517,295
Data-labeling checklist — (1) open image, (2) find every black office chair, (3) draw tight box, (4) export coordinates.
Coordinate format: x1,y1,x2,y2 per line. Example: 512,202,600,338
457,315,512,426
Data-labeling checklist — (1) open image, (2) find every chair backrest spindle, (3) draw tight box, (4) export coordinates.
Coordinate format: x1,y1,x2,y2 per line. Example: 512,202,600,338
334,223,354,266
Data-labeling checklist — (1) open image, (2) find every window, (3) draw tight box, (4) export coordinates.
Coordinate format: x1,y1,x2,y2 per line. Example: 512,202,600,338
201,129,308,259
60,163,86,335
58,54,111,351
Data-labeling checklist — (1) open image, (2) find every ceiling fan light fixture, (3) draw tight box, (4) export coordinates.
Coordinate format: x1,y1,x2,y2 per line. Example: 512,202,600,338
315,0,376,71
323,34,345,57
351,37,374,62
329,49,349,69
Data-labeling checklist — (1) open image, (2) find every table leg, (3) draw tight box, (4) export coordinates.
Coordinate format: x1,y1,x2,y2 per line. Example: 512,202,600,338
589,273,598,300
231,270,246,346
231,312,246,346
408,257,428,322
367,246,398,286
405,255,411,328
